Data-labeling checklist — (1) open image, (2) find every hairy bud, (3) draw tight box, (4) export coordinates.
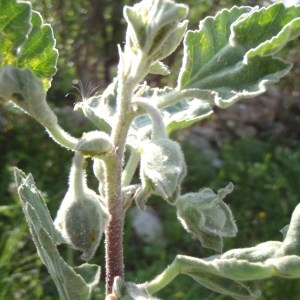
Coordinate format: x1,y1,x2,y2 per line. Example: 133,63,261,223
139,138,186,204
76,130,113,157
54,189,109,260
54,152,110,260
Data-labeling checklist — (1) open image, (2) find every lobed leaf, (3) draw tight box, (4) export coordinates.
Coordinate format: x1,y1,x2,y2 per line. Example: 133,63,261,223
0,0,58,89
178,3,300,108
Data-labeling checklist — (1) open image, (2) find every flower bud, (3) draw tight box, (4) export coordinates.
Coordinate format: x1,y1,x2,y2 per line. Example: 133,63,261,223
139,138,186,204
76,130,113,157
54,188,110,260
54,152,110,260
175,183,237,252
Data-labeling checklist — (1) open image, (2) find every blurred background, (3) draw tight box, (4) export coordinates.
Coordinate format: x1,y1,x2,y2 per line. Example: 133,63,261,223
1,0,300,299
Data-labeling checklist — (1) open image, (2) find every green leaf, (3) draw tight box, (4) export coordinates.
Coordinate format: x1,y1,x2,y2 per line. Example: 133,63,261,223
18,11,58,88
178,3,300,108
73,264,101,290
14,167,62,244
0,0,58,89
149,61,170,75
0,0,31,62
121,282,161,299
25,203,97,300
15,167,100,300
164,98,213,133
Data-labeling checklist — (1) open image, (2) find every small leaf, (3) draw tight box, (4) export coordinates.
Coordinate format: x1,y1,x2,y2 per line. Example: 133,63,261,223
73,263,101,290
0,0,58,89
176,255,261,299
178,3,300,107
279,203,300,256
124,0,188,56
149,20,188,62
121,282,161,300
280,225,289,239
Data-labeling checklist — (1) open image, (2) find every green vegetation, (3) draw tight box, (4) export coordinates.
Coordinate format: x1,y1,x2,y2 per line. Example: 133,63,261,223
1,0,300,299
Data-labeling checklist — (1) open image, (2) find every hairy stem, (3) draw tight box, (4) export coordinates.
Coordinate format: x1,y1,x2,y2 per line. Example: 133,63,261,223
46,123,78,150
139,260,180,294
69,151,86,193
104,71,135,294
104,155,125,295
121,147,140,187
133,99,168,140
156,88,216,109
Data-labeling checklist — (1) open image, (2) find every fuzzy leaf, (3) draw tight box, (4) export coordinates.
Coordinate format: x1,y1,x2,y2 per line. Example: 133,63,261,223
175,255,261,300
14,167,62,244
178,3,300,108
164,98,213,133
18,11,58,88
149,61,170,75
15,167,100,300
25,203,97,300
121,282,161,300
0,0,58,89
